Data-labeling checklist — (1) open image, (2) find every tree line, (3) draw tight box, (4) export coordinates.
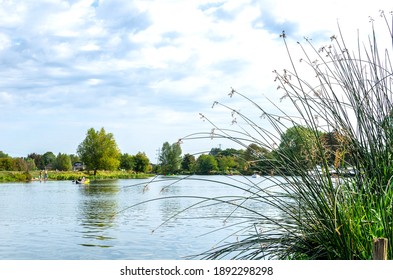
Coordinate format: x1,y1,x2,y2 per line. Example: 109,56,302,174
0,128,151,174
158,125,351,175
1,126,349,176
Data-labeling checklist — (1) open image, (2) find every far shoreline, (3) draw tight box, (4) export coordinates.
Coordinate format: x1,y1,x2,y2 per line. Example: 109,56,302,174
0,170,156,183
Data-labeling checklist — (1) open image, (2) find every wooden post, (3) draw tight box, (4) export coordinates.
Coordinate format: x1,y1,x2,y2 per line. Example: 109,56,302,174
372,238,388,260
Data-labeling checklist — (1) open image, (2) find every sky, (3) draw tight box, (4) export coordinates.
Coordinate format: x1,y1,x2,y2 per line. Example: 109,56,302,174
0,0,391,162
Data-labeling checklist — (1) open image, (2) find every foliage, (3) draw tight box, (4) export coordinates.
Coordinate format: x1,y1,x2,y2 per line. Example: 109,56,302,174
0,157,36,172
0,150,151,175
133,152,150,173
120,153,136,171
41,152,56,169
195,154,218,174
0,151,9,158
181,153,196,173
24,158,36,171
69,154,80,165
13,158,28,171
55,153,72,171
244,144,274,174
159,142,182,174
275,125,321,171
0,158,15,171
77,127,121,176
0,171,32,182
216,155,237,173
27,153,42,169
319,130,352,167
0,170,154,182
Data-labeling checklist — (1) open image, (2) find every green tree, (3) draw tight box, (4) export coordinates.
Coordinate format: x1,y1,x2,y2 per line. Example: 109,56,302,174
13,158,28,171
77,127,121,176
25,158,36,171
209,147,222,157
0,151,9,158
120,153,136,171
217,155,237,173
69,154,80,165
320,130,353,168
27,153,42,169
159,142,182,174
195,154,218,175
0,158,15,171
55,153,72,171
276,125,320,171
244,144,267,162
219,148,240,157
181,153,196,173
40,152,56,170
133,152,150,173
244,144,274,174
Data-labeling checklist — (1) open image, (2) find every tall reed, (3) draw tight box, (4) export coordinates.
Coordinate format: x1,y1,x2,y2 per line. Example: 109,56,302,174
177,11,393,259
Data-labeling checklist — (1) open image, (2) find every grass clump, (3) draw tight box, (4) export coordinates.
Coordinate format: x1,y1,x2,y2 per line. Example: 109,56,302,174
176,12,393,259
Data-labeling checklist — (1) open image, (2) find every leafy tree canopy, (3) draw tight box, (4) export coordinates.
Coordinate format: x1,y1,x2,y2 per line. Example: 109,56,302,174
134,152,150,173
77,127,121,175
41,152,56,169
276,125,321,171
120,153,136,171
55,153,72,171
195,154,218,175
159,141,182,174
0,151,9,158
181,153,196,173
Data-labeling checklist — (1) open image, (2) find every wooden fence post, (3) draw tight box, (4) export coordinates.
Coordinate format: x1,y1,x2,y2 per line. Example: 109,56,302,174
372,238,388,260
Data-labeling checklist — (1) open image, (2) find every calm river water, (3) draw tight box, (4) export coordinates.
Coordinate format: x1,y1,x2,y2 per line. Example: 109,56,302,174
0,175,278,260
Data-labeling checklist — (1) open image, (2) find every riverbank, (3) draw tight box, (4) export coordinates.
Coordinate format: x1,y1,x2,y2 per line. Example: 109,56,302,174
0,170,155,183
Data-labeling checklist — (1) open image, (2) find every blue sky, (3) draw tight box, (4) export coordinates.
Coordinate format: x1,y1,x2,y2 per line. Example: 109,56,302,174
0,0,391,162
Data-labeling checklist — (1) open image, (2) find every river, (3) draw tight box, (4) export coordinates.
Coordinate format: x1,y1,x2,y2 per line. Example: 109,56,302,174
0,175,280,259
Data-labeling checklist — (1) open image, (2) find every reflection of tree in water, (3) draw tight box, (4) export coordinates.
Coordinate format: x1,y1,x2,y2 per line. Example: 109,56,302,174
159,198,182,227
158,183,182,225
78,182,119,248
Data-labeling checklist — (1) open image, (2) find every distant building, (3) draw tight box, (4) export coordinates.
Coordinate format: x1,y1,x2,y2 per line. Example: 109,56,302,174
73,162,85,171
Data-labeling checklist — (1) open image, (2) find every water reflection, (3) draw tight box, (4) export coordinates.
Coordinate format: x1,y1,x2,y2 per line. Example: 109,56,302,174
0,176,285,259
78,181,119,248
159,198,182,226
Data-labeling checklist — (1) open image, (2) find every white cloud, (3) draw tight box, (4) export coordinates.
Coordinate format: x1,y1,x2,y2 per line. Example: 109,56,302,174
0,91,14,105
51,42,75,59
86,78,102,86
0,32,11,50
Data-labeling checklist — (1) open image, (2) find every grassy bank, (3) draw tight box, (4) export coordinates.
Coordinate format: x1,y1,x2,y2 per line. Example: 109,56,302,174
0,171,33,182
0,170,155,183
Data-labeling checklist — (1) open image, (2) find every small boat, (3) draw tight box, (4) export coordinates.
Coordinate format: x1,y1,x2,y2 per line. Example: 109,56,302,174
73,178,90,185
252,173,260,178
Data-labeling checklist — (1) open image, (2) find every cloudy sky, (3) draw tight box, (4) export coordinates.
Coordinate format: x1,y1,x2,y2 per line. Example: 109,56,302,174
0,0,391,161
